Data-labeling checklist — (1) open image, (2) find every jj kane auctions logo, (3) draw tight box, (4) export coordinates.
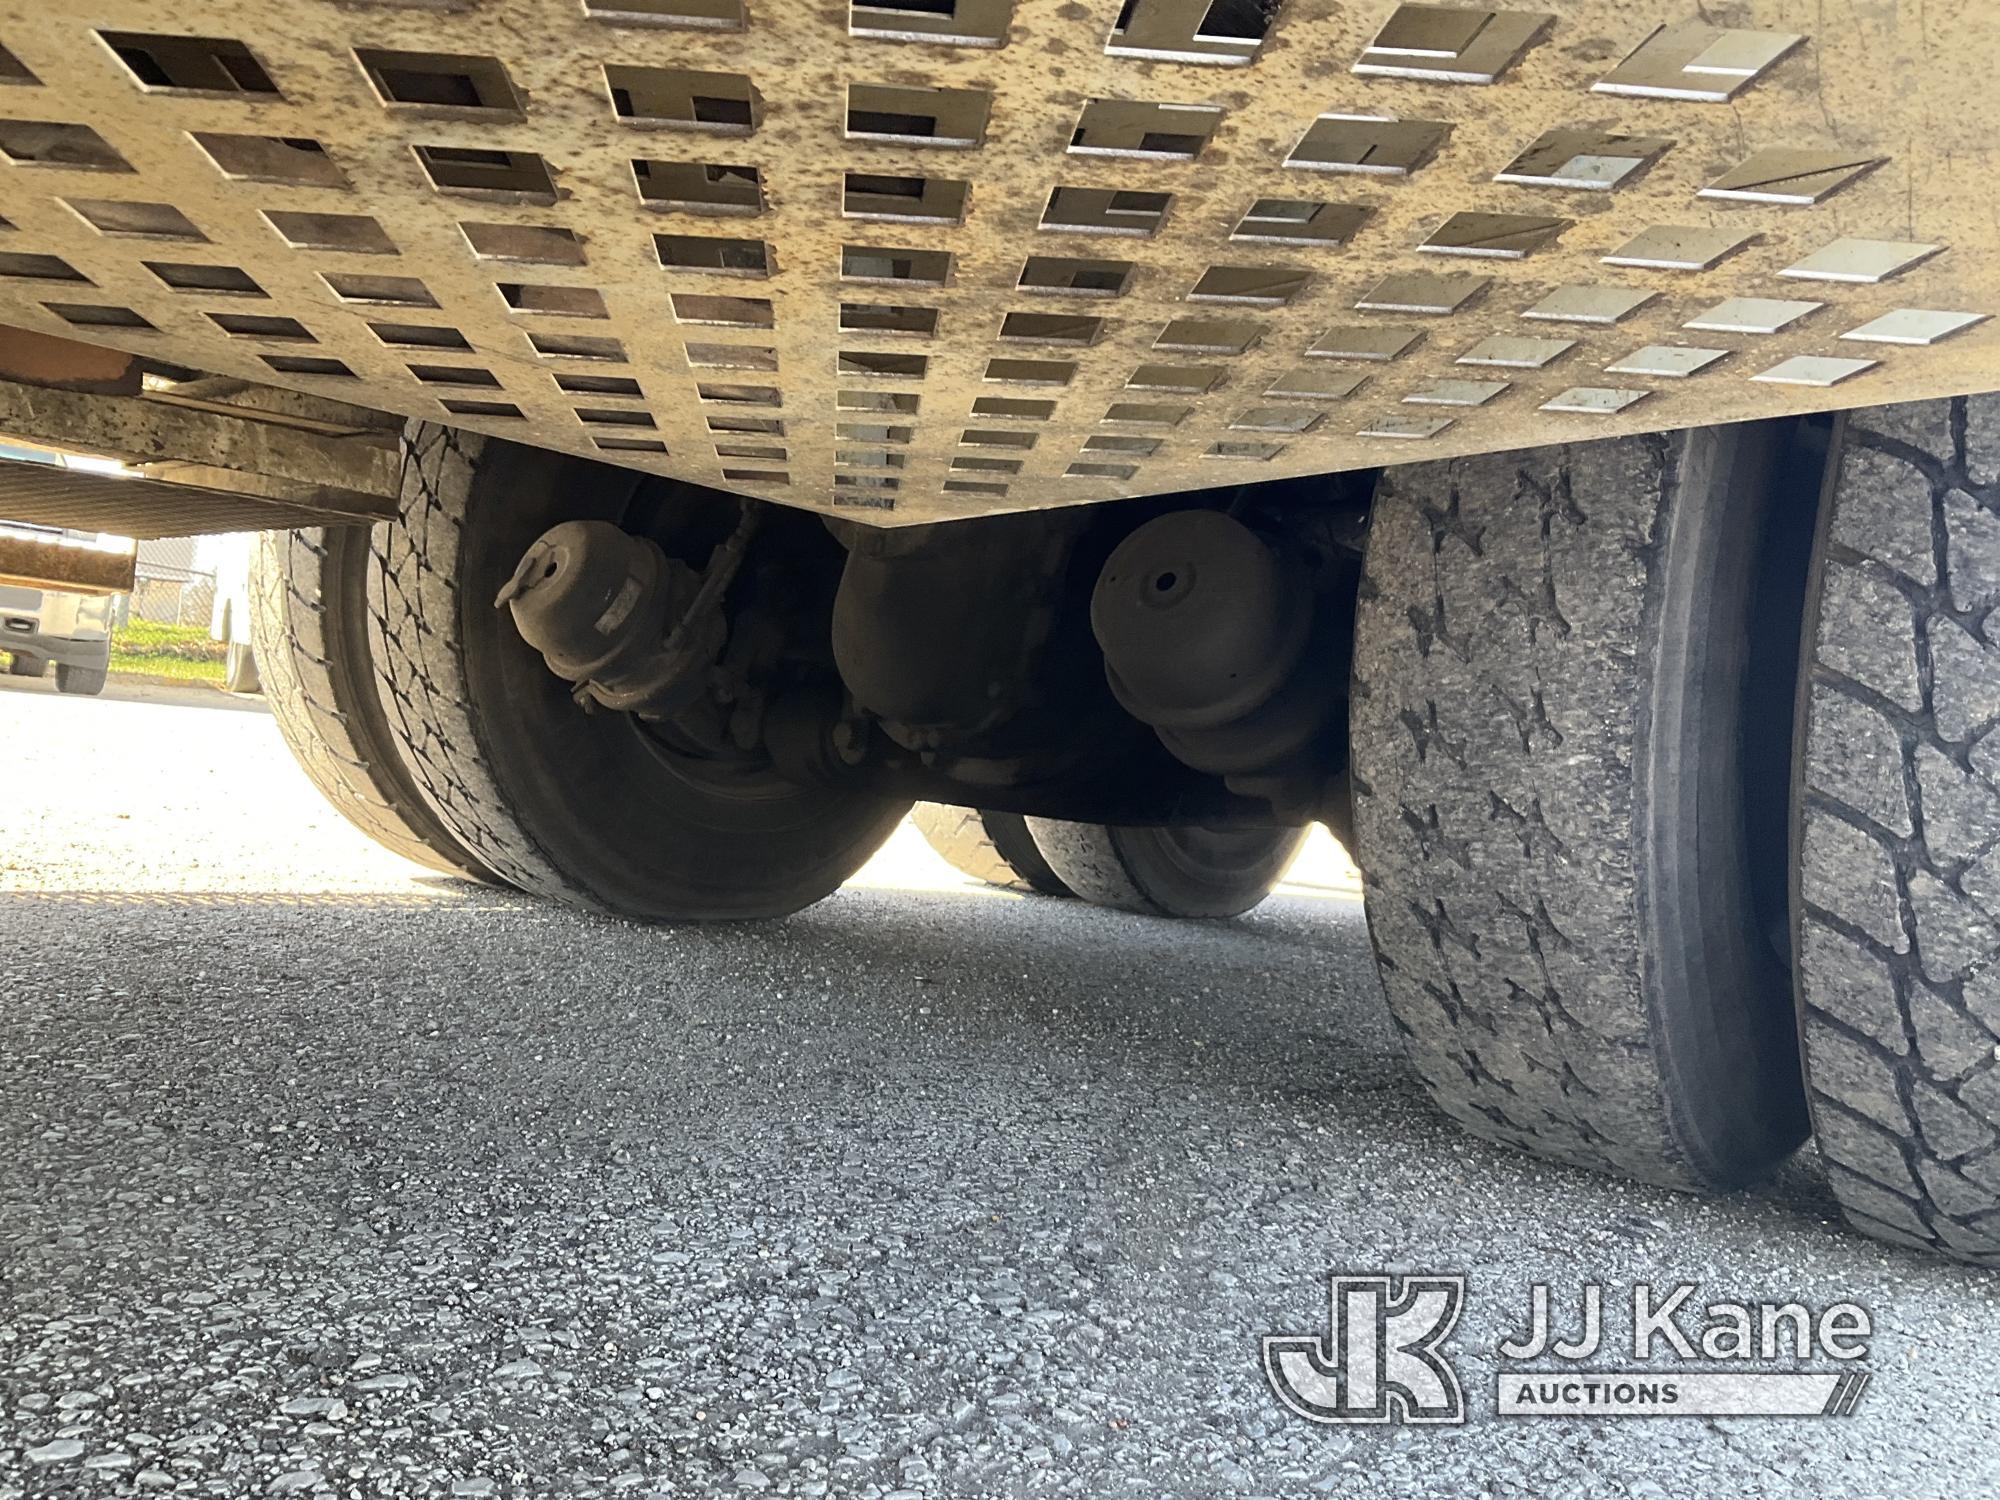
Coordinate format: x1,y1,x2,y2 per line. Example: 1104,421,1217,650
1263,1276,1872,1423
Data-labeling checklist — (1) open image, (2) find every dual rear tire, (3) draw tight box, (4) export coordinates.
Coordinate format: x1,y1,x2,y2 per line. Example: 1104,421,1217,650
372,428,908,921
913,803,1306,918
1353,425,1812,1192
257,425,906,920
910,806,1071,897
1025,819,1305,919
252,525,489,880
1353,409,2000,1263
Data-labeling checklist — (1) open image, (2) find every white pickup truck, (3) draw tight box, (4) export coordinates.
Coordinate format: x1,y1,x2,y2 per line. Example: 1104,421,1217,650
0,441,121,694
0,524,114,696
0,550,114,695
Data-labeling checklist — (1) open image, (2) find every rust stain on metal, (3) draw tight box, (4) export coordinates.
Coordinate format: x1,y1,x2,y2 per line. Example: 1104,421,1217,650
0,329,138,392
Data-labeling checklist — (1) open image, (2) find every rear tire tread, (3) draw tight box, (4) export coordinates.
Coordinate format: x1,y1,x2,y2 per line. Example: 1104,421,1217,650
1025,818,1303,918
251,515,489,881
1795,395,2000,1265
912,804,1071,896
368,427,580,902
370,425,907,920
1353,432,1807,1191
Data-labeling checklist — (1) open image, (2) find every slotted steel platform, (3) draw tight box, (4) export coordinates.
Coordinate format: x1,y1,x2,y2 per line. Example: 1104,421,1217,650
0,1,1993,525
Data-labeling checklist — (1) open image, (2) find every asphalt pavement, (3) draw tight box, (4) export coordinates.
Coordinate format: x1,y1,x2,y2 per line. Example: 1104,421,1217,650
1,675,1994,1499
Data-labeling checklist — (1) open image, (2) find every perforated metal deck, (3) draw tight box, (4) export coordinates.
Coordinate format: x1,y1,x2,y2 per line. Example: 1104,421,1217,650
0,1,1992,525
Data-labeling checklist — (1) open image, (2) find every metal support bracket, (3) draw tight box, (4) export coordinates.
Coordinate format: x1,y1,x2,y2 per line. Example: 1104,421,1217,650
0,350,402,538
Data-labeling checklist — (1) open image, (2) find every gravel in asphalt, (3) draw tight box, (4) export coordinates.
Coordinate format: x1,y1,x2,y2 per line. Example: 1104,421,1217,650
1,676,1994,1499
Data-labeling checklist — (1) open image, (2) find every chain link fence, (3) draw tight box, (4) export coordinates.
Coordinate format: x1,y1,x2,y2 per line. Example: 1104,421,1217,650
120,539,218,630
126,573,215,629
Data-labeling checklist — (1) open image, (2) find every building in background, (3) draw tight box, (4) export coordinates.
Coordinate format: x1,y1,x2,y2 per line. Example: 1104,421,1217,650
123,535,217,630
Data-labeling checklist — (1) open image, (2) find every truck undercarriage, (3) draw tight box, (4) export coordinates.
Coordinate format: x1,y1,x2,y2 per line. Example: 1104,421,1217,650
5,0,1999,1266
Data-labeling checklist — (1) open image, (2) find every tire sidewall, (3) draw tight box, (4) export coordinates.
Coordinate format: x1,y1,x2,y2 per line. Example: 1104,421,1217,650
380,426,908,920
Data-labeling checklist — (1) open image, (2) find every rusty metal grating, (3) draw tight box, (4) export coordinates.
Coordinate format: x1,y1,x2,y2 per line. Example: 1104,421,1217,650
0,1,1993,526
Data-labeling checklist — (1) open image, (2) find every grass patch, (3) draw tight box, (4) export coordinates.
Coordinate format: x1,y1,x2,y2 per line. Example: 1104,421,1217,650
109,651,227,684
110,619,226,685
115,618,224,659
